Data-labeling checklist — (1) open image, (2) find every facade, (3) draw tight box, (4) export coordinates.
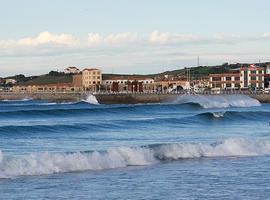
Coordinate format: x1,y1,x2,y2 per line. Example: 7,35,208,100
64,67,80,74
102,77,155,92
155,80,189,92
12,83,82,93
5,79,17,85
72,74,83,87
209,65,265,90
209,73,241,89
264,64,270,89
240,66,264,89
82,68,102,91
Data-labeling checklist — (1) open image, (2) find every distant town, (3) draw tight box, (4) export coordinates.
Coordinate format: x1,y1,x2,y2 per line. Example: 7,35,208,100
1,62,270,94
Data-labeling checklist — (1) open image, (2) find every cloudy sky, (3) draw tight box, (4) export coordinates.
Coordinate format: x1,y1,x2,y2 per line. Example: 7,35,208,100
1,0,270,76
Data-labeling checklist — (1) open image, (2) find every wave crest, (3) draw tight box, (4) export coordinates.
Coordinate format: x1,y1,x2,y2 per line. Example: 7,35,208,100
172,95,261,108
1,138,270,178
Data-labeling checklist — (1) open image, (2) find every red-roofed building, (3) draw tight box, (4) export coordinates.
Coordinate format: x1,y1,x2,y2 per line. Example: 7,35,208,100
209,64,265,90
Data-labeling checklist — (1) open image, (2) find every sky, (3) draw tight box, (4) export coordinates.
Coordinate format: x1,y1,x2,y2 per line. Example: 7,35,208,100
1,0,270,76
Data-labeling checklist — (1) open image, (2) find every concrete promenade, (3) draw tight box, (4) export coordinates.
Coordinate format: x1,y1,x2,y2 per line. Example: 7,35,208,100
1,91,270,104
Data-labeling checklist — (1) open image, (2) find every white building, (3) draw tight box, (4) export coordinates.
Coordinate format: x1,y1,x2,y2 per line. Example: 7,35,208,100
64,66,81,74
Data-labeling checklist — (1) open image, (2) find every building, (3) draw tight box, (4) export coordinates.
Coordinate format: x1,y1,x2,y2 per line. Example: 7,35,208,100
12,83,82,93
209,65,265,90
264,64,270,89
64,66,80,74
82,68,102,91
5,79,17,85
209,72,241,89
72,74,83,87
102,77,155,92
155,80,190,92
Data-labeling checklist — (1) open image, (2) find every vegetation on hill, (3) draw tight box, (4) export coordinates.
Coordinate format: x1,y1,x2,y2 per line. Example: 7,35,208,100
19,71,72,86
4,62,270,86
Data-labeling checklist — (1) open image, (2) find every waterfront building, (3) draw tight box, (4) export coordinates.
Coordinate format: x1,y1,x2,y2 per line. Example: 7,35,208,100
82,68,102,92
209,65,265,90
155,80,189,92
209,72,241,90
12,83,82,93
72,74,83,87
102,77,155,92
5,79,17,85
64,66,81,74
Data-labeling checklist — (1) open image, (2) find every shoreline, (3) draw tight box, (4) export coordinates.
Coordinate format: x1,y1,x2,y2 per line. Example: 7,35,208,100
1,92,270,104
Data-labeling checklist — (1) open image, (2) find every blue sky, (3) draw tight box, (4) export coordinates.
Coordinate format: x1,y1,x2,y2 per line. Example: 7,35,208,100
1,0,270,76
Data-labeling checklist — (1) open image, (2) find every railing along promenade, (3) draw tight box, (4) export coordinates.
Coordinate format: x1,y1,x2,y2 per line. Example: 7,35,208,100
0,90,268,96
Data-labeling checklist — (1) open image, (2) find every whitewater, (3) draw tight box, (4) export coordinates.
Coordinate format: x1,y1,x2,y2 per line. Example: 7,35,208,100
1,94,270,200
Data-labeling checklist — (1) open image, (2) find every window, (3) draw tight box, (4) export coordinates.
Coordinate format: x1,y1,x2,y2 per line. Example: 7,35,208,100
212,77,221,81
251,76,256,81
235,77,240,81
226,83,231,88
226,77,231,81
235,83,240,88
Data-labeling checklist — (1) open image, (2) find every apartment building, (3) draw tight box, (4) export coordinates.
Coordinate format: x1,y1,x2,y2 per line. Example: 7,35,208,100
82,68,102,91
209,73,241,89
209,65,265,90
102,77,155,92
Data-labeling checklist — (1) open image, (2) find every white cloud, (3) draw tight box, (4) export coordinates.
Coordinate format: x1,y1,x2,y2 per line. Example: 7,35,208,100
1,31,270,76
149,31,202,44
17,31,79,46
87,32,139,46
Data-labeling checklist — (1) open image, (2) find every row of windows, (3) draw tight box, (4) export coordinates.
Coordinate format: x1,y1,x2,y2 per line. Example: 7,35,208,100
85,76,101,80
105,81,153,84
85,81,101,85
84,71,101,75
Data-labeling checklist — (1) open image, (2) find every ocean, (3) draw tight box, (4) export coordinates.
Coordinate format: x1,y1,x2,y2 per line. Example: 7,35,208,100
0,94,270,199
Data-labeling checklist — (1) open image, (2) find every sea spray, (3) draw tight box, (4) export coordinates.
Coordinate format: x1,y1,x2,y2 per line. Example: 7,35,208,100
1,138,270,178
84,94,99,105
172,94,261,108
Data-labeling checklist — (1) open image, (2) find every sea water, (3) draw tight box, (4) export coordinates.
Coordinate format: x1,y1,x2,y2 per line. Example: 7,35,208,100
0,95,270,199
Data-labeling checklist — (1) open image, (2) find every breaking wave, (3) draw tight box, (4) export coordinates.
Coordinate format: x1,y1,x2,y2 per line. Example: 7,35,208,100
194,111,270,121
172,95,261,108
1,138,270,178
83,94,99,105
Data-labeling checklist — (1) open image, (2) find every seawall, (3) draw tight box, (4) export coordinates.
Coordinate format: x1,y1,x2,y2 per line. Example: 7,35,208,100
1,92,270,104
0,92,87,103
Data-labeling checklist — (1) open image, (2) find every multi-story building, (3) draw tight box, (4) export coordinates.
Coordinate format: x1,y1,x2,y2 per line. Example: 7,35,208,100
209,65,265,90
64,66,81,74
155,80,190,92
102,77,155,92
82,68,102,91
209,72,241,89
12,83,82,93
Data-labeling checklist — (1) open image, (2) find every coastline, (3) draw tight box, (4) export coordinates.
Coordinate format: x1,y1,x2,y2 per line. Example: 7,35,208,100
1,92,270,104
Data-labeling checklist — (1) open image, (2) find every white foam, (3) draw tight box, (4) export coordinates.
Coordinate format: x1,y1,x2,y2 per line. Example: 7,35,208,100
173,95,261,108
1,138,270,178
212,111,225,118
83,94,99,105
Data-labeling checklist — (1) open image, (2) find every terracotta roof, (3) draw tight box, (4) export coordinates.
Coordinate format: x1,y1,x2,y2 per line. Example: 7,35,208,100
83,68,100,71
104,76,153,81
